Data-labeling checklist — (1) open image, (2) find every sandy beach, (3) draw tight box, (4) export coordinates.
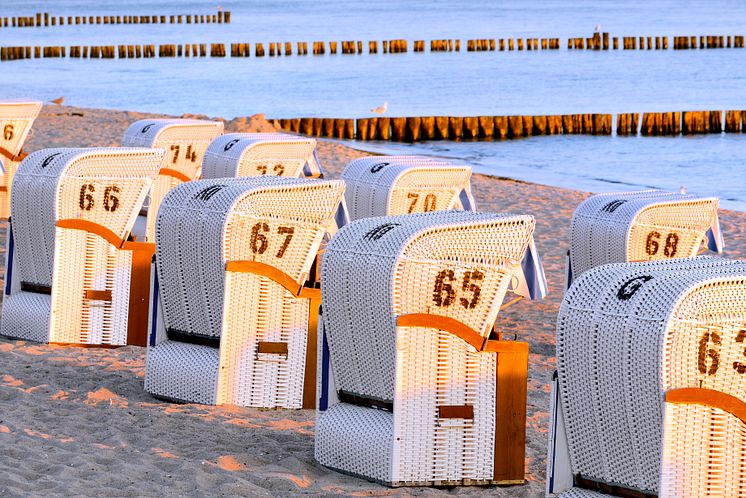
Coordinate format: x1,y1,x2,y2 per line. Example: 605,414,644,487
0,105,743,497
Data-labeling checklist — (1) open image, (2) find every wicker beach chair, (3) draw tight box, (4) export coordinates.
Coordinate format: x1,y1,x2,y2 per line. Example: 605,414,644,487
201,133,323,181
547,258,746,496
121,118,224,241
1,148,164,346
0,100,42,219
144,177,346,408
315,210,546,486
340,155,476,221
567,190,722,287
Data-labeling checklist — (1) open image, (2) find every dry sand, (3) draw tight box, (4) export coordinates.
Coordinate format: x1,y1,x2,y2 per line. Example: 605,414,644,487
0,105,742,497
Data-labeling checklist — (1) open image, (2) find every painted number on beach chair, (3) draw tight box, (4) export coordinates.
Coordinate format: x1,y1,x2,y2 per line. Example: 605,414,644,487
170,144,197,164
364,223,399,241
78,184,120,212
369,162,388,173
256,164,285,176
697,328,746,377
406,193,437,213
3,124,13,141
432,268,484,309
250,222,295,258
645,231,679,257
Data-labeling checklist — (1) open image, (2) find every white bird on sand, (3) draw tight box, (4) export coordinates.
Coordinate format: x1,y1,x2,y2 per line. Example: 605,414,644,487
50,96,64,105
679,185,687,195
594,25,601,33
371,101,388,115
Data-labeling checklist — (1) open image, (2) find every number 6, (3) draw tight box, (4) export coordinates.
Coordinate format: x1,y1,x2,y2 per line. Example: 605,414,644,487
103,185,120,212
79,184,95,211
645,231,660,255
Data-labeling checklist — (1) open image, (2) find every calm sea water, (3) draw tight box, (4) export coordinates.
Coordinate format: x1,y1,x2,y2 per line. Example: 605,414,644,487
1,1,744,209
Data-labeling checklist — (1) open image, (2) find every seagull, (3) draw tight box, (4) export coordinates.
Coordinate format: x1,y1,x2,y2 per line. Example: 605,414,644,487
371,101,388,115
594,25,601,33
50,96,64,105
679,185,687,195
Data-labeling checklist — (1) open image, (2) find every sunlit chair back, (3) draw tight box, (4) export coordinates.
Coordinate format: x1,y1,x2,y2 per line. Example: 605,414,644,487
0,100,42,219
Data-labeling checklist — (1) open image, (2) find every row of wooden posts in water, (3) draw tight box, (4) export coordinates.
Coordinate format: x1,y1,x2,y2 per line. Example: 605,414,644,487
269,111,746,142
3,34,744,62
0,10,230,28
569,32,746,50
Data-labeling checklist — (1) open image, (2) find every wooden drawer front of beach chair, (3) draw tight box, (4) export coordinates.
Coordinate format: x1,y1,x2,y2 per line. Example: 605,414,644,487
0,101,43,219
556,259,746,494
626,199,719,262
661,390,746,498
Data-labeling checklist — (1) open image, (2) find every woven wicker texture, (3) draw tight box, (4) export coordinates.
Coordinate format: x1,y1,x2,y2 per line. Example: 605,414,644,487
340,155,475,221
316,211,535,485
146,177,344,408
1,147,163,345
569,190,720,282
0,100,42,219
556,257,746,495
202,133,323,180
661,402,746,497
121,118,224,242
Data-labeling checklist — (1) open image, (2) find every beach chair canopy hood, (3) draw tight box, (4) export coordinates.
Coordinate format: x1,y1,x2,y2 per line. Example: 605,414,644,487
121,118,224,241
340,155,475,220
568,189,721,283
201,132,322,179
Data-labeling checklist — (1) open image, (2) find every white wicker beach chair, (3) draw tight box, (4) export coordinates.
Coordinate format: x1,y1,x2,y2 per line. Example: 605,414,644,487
1,147,164,346
547,257,746,497
201,133,323,181
567,190,723,287
0,100,42,219
315,210,546,486
144,177,346,409
121,118,224,241
340,155,476,221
